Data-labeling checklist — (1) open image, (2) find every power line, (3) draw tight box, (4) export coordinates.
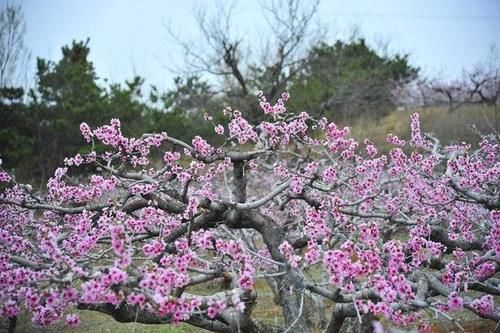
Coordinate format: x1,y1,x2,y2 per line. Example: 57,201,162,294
332,11,500,21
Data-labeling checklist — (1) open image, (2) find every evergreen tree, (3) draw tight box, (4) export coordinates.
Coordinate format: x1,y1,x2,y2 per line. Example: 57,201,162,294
289,39,419,122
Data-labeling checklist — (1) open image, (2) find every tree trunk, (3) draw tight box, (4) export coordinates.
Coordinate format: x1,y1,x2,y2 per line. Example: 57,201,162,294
342,313,376,333
326,314,345,333
326,303,369,333
8,316,16,333
278,280,310,333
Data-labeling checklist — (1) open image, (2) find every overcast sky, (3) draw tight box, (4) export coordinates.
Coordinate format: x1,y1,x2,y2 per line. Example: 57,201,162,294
15,0,500,90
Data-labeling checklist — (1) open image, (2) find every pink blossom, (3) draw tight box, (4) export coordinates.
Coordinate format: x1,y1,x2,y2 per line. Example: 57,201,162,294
448,292,463,310
79,122,93,142
214,124,224,135
66,314,81,328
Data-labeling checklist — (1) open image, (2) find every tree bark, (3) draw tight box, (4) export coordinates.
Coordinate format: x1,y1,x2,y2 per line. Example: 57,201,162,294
8,316,16,333
244,211,312,332
326,313,345,333
326,303,357,333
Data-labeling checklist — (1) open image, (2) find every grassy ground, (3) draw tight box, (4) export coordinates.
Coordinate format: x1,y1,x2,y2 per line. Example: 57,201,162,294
350,105,499,153
13,310,195,333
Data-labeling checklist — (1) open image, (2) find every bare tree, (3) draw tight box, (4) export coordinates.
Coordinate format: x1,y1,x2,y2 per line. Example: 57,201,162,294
0,1,30,88
256,0,322,98
425,46,500,112
165,0,322,120
429,78,467,112
467,67,500,107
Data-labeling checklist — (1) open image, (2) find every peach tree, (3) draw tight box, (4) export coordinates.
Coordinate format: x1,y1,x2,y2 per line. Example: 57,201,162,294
0,92,499,332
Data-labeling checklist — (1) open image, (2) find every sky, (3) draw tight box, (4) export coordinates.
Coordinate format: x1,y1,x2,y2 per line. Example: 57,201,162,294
10,0,500,90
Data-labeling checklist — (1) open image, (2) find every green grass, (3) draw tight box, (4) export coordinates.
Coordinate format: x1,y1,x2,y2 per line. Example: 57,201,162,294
9,309,197,333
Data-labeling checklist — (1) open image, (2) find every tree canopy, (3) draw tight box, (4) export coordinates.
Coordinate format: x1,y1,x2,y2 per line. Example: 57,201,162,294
289,39,419,122
1,40,150,183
